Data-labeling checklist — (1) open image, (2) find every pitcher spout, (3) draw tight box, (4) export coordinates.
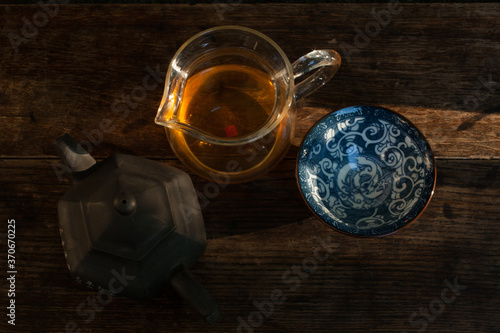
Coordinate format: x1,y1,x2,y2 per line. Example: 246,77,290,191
155,92,275,146
155,78,180,128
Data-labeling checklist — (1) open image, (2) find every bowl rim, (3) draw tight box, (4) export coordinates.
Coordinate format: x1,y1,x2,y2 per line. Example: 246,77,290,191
295,105,437,237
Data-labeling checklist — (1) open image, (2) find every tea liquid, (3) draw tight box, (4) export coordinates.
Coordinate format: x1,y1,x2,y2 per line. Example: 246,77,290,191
179,64,276,138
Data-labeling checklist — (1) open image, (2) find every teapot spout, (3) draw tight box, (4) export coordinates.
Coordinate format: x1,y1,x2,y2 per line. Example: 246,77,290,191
54,134,96,180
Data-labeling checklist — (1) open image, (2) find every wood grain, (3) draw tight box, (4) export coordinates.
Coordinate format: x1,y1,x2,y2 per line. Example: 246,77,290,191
0,158,499,332
0,3,499,333
0,4,499,159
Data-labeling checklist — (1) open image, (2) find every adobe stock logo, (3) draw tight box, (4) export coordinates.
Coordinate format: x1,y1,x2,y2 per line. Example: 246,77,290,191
64,267,136,333
453,73,499,112
339,0,403,63
401,276,468,333
236,236,339,333
7,0,69,54
51,64,165,183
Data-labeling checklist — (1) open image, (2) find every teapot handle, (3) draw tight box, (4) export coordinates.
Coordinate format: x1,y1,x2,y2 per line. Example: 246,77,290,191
292,49,341,101
170,266,220,323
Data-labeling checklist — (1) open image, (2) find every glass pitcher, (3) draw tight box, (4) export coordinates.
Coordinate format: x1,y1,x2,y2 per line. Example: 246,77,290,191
155,26,341,183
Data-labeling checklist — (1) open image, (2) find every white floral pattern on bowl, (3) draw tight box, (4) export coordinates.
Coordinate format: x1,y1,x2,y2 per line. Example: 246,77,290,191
297,106,436,236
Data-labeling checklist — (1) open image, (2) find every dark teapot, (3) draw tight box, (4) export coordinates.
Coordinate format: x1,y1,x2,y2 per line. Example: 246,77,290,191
55,134,220,323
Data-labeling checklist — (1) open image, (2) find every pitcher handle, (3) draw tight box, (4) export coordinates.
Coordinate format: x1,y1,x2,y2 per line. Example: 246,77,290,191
292,49,341,101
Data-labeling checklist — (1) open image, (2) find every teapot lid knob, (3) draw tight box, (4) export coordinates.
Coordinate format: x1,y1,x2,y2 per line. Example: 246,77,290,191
113,193,137,215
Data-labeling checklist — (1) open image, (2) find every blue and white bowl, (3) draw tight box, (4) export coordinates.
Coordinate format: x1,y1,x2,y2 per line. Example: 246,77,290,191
297,106,436,237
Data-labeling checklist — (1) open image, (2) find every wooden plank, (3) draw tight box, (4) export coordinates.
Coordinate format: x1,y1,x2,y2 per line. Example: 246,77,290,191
0,158,499,332
0,4,499,159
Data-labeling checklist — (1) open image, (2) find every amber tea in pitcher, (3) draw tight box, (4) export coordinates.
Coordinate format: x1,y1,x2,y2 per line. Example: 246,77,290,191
169,55,288,181
156,26,341,183
179,62,276,139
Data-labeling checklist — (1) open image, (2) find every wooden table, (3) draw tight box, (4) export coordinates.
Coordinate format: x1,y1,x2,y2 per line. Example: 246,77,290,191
1,3,499,332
